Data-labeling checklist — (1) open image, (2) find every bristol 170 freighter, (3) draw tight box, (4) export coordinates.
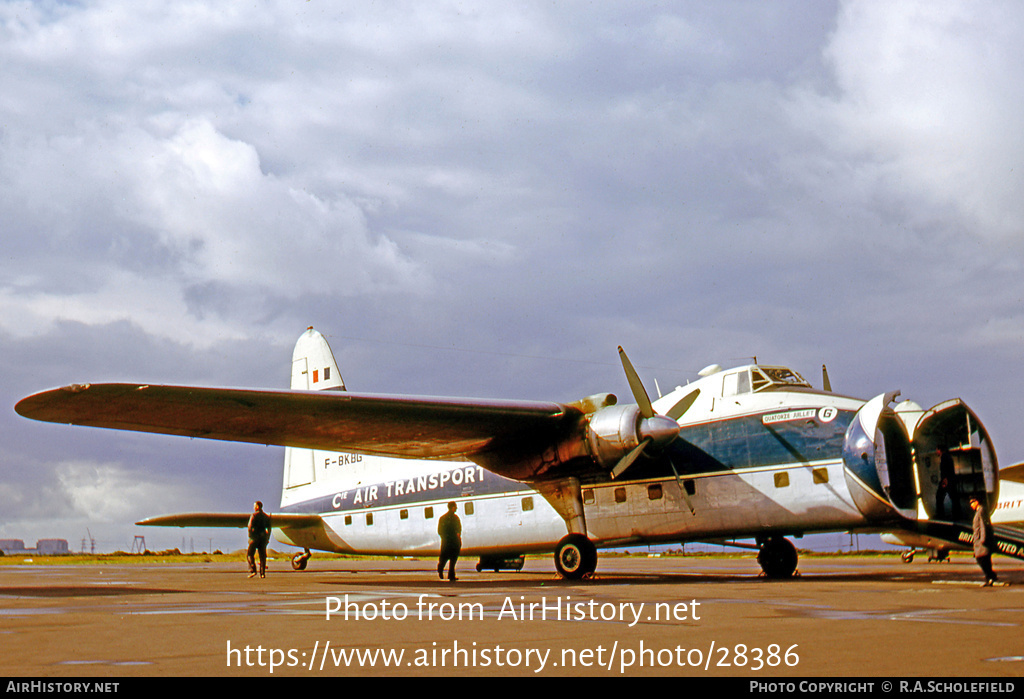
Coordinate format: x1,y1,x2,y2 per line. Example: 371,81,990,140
16,328,1024,578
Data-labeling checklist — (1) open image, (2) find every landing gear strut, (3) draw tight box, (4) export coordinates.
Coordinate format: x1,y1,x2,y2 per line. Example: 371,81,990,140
757,536,798,579
537,477,598,580
554,534,597,580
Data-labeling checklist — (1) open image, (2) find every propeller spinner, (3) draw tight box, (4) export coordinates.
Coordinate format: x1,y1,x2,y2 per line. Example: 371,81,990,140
610,347,680,477
609,347,696,514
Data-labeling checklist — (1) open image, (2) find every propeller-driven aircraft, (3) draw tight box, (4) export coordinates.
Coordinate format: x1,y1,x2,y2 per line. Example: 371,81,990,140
15,328,1024,578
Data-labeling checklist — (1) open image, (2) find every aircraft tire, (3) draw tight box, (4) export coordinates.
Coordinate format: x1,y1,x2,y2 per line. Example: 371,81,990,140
757,536,797,579
291,552,310,571
554,534,597,580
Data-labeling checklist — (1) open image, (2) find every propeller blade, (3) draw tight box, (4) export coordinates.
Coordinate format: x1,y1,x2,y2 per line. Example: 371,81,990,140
611,437,651,479
822,364,832,392
618,346,654,419
665,388,700,421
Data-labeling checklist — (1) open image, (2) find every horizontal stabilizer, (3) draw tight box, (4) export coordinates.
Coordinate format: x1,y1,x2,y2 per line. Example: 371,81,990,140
1000,462,1024,483
136,512,323,528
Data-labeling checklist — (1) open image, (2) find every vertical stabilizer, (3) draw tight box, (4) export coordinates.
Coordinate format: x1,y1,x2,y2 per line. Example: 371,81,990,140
291,327,345,391
282,328,345,500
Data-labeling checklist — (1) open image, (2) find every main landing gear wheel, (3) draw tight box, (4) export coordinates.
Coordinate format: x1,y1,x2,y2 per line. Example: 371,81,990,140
291,550,311,571
554,534,597,580
757,536,798,579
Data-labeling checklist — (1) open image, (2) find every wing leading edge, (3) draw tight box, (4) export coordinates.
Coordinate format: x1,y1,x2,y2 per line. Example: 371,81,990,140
15,383,585,480
135,512,323,528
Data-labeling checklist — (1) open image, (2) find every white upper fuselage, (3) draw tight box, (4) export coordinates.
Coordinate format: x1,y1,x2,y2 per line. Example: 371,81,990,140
994,479,1024,527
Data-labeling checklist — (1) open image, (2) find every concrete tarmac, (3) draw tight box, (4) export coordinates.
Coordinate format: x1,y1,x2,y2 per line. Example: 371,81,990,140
1,554,1022,677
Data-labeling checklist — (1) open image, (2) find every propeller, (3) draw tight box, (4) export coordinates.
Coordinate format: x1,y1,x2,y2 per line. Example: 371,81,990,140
612,347,697,514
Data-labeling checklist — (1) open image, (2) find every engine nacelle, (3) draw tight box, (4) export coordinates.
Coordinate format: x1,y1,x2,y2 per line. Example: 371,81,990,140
585,404,643,469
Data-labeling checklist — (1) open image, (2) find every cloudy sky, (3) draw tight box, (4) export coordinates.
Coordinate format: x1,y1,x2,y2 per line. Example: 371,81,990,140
2,1,1023,553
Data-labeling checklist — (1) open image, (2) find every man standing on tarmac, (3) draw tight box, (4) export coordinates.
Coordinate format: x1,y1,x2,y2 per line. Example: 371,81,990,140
970,496,998,586
934,446,959,519
247,501,272,579
437,501,462,582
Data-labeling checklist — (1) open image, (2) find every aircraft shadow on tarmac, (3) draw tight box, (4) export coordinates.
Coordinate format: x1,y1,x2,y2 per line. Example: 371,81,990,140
290,564,1021,589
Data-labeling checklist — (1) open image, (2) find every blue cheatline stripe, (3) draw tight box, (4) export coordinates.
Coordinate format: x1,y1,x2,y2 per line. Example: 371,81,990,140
283,408,857,514
625,409,856,481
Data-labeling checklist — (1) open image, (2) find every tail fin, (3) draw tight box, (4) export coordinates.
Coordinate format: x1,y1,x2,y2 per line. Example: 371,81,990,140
291,327,345,391
282,328,344,500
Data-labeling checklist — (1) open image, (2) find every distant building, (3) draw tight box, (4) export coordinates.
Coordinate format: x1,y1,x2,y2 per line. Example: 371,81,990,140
0,538,70,555
0,539,26,555
36,539,70,555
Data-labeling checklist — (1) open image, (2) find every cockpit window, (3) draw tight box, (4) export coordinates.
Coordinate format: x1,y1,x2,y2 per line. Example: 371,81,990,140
751,366,809,392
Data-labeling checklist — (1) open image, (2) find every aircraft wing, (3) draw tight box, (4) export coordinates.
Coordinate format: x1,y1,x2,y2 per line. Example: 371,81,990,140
15,383,584,479
135,512,323,528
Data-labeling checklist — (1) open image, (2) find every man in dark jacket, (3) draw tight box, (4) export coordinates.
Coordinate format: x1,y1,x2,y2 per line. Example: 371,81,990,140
970,497,997,586
247,501,272,579
437,501,462,582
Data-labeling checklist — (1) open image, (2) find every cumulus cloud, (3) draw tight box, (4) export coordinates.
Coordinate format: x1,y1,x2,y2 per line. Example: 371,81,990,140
0,111,427,346
790,0,1024,240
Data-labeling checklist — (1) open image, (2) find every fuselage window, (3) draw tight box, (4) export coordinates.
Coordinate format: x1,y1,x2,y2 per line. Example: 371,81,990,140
400,509,409,520
648,484,663,500
722,370,750,397
465,501,474,516
614,487,627,504
774,472,790,488
583,489,595,505
812,467,829,484
344,515,352,526
522,496,534,512
425,506,434,519
365,513,373,526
